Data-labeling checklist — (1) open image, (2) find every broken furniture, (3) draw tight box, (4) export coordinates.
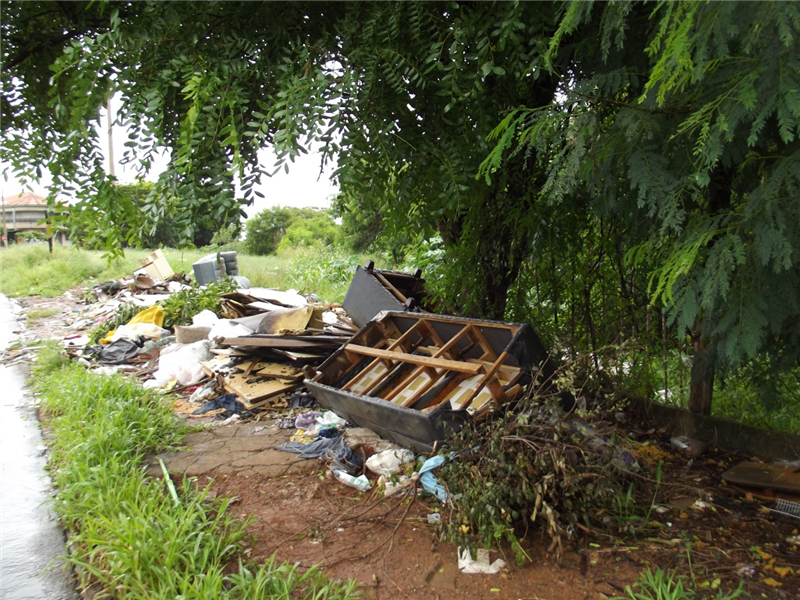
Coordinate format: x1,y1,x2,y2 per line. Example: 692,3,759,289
192,251,239,286
305,311,553,453
142,249,174,280
200,354,305,408
342,261,427,328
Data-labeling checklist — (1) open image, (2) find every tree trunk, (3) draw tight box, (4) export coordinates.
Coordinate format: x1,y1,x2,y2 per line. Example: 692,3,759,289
688,324,714,416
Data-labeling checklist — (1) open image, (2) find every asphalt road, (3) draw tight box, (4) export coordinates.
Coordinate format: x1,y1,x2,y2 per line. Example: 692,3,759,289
0,294,77,600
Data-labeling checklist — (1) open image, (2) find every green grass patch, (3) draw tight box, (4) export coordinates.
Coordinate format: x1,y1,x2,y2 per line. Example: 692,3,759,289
613,566,746,600
0,245,141,297
31,345,361,599
26,307,60,322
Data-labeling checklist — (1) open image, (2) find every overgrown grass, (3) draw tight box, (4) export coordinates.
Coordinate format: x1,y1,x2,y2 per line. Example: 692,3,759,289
0,244,374,303
31,344,361,599
0,245,141,297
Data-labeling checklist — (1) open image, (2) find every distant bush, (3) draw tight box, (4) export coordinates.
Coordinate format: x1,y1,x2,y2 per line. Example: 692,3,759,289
244,207,339,255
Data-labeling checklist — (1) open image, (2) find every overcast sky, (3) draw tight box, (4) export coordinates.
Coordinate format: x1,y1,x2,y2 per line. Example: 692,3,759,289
1,96,339,220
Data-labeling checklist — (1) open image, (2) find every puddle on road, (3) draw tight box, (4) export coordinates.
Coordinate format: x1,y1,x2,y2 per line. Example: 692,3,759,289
0,295,77,600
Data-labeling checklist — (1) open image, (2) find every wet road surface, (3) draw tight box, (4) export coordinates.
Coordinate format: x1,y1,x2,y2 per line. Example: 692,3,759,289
0,294,77,600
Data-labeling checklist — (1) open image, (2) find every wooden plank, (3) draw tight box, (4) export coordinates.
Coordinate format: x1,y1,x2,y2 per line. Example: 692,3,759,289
372,270,410,304
223,336,344,349
722,461,800,494
343,344,484,374
255,363,304,380
223,374,298,406
386,319,430,352
467,325,498,362
459,351,510,410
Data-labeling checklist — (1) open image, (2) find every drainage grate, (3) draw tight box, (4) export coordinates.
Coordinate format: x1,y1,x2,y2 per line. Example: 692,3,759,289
772,498,800,519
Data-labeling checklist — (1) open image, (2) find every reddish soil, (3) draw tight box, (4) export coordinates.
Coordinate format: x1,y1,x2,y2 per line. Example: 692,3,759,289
202,438,800,600
208,468,641,600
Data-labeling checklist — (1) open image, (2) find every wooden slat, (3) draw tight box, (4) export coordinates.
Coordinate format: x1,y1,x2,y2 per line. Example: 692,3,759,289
372,271,409,303
459,351,510,410
467,325,498,362
384,365,433,403
387,319,430,352
223,336,344,348
399,367,447,407
343,344,484,374
341,356,385,392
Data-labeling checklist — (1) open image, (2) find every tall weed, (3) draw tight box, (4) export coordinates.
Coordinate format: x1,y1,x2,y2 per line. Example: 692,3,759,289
31,361,360,599
283,247,364,302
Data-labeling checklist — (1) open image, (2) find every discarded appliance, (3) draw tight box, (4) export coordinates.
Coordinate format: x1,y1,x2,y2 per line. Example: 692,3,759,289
305,311,553,453
342,261,427,328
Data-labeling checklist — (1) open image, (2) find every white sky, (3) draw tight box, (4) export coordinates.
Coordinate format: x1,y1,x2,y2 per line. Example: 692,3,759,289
1,96,339,220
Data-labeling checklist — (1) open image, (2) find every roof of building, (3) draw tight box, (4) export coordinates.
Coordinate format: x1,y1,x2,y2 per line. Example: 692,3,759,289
2,192,47,207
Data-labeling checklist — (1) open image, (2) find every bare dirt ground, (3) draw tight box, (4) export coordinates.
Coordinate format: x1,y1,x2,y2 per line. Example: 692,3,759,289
12,292,800,600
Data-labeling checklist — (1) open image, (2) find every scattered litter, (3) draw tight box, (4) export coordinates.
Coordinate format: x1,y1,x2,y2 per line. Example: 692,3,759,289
189,381,218,403
277,435,363,474
332,470,372,492
418,454,450,502
382,474,417,497
295,411,321,429
670,435,707,458
175,325,211,344
457,547,506,574
193,393,251,419
772,498,800,520
366,448,415,476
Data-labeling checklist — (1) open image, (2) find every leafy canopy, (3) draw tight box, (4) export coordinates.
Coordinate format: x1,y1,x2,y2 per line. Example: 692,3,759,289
3,0,799,390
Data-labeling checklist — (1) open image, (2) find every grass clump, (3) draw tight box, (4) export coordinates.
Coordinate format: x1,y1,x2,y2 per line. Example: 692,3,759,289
283,247,364,303
614,567,747,600
31,354,361,599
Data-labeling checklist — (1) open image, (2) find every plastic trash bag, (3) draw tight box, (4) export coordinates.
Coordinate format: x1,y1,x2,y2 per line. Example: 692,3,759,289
151,340,212,387
128,304,165,327
98,338,142,364
366,448,415,476
419,454,451,502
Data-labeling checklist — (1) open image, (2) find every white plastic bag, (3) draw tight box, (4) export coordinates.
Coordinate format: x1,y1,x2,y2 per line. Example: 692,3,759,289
152,340,212,386
207,319,253,340
366,448,415,476
192,310,219,327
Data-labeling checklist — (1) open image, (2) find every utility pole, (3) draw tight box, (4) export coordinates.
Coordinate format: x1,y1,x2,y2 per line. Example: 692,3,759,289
107,97,115,178
1,196,7,248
